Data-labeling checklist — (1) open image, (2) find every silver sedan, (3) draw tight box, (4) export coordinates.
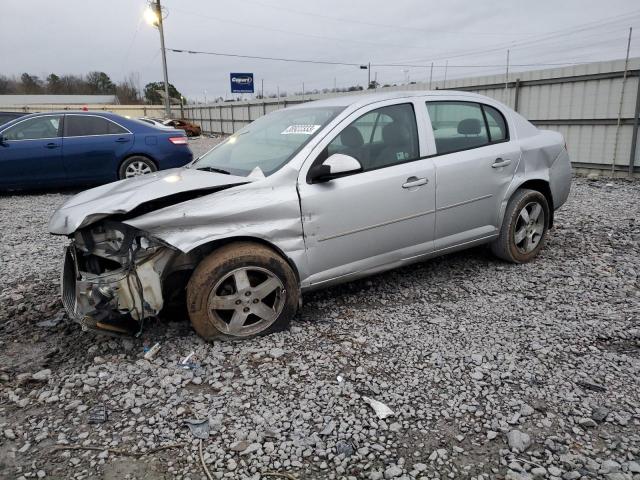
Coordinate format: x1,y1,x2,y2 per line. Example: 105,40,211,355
50,91,571,340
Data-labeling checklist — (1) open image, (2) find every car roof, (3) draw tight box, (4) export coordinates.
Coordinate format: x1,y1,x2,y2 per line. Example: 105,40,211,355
289,90,492,110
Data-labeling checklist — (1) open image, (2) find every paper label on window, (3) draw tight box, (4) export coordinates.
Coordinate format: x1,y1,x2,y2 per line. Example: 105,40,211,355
281,124,321,135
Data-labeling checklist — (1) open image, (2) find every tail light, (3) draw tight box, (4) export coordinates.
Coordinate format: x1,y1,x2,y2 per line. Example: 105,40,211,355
169,136,188,145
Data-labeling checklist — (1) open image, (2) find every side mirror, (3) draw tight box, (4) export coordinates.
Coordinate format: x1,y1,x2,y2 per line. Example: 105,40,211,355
309,153,362,183
0,134,7,146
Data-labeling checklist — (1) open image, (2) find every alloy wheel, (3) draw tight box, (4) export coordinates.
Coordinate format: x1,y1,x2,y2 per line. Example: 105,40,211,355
513,201,545,253
206,266,286,337
125,161,153,178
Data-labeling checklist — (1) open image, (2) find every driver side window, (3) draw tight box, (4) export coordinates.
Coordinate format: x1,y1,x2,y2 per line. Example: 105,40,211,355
325,103,419,172
3,115,62,141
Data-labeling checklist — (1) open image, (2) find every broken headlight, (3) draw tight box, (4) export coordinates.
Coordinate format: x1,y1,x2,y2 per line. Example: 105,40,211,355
74,221,161,260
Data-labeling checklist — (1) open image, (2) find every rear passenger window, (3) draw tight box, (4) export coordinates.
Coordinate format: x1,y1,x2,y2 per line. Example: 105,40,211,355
426,101,488,155
482,105,508,142
65,116,127,137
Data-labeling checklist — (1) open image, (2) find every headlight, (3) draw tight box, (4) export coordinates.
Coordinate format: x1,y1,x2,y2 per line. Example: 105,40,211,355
74,221,164,262
75,222,131,256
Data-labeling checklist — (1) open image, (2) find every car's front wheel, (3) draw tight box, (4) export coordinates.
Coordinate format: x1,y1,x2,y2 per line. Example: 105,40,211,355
187,242,299,341
491,188,550,263
118,156,157,179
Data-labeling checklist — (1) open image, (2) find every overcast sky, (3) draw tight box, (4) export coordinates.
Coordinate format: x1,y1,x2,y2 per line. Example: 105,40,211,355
2,0,640,101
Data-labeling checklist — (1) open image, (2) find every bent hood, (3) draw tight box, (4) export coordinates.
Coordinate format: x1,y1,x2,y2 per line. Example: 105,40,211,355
49,168,254,235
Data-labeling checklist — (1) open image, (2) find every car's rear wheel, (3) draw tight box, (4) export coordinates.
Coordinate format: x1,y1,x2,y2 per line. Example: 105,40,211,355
118,156,157,179
187,242,299,341
491,188,550,263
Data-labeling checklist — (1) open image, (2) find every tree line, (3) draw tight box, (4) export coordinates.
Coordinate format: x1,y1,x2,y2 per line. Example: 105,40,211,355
0,71,183,105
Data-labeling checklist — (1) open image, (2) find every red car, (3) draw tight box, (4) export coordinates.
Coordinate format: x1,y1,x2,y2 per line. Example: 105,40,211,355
163,119,201,137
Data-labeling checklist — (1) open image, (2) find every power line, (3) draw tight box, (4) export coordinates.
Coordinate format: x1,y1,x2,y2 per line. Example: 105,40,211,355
166,48,362,66
168,6,640,75
391,10,640,65
167,47,588,69
169,6,440,52
241,0,538,37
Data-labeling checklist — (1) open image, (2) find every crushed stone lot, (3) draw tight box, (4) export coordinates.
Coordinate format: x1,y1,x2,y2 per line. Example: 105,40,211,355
0,162,639,479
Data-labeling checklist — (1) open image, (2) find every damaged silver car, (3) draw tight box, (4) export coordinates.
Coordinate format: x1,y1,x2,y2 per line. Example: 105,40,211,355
50,91,571,339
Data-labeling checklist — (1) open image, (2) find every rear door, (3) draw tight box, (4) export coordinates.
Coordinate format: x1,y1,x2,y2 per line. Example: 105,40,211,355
62,114,134,183
425,101,519,249
0,114,64,188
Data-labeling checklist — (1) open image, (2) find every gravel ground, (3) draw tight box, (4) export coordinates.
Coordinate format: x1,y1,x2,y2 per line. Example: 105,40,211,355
0,166,639,480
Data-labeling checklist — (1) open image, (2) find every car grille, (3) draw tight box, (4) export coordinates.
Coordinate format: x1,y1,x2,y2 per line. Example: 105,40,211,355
61,247,82,321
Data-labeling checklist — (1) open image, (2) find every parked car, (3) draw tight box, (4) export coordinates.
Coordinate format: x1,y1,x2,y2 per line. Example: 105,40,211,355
0,111,27,126
0,111,192,190
163,118,201,137
138,117,172,129
50,91,571,339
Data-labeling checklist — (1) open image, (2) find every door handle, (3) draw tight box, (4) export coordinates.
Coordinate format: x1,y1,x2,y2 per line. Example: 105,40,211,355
492,158,511,168
44,143,59,149
115,137,130,143
402,177,428,188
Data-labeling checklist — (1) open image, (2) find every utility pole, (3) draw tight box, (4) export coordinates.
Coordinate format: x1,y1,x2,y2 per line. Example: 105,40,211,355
154,0,171,118
261,78,264,98
443,60,448,88
429,62,434,90
612,27,633,173
505,49,510,105
368,62,371,88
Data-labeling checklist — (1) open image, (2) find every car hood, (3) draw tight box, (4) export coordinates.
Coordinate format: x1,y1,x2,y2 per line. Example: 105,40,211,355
49,168,254,235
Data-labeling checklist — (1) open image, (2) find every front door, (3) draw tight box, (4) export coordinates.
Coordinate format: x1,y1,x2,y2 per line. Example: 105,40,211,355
297,101,436,287
425,101,519,249
0,114,64,188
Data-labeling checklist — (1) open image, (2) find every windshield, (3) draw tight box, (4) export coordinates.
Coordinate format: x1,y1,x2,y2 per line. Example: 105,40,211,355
191,106,344,177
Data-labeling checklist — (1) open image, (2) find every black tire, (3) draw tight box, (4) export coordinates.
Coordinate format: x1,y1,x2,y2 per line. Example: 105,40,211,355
187,242,299,341
491,188,550,263
118,156,157,180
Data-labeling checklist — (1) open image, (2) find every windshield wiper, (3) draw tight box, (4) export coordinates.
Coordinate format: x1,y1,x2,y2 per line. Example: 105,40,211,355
195,166,231,175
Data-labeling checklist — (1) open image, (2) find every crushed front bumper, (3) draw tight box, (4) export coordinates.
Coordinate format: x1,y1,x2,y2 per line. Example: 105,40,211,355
61,244,171,333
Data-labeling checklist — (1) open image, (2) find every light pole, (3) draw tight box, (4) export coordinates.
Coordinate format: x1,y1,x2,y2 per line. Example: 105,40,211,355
145,0,171,118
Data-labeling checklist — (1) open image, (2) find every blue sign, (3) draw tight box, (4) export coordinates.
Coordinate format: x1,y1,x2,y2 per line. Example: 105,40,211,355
230,73,254,93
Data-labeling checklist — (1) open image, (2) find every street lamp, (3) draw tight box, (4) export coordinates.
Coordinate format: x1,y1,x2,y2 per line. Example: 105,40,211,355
145,1,171,118
143,7,158,25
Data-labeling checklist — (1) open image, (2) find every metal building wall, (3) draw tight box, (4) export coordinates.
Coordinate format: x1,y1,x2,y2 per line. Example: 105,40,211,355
182,58,639,174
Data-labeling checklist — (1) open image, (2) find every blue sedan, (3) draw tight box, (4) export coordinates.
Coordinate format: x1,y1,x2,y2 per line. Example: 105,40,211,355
0,111,193,190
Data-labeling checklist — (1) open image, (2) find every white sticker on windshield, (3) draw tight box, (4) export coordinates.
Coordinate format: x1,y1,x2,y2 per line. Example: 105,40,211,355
281,124,321,135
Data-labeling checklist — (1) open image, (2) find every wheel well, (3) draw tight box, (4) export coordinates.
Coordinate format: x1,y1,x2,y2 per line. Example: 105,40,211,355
517,179,554,228
190,236,301,283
